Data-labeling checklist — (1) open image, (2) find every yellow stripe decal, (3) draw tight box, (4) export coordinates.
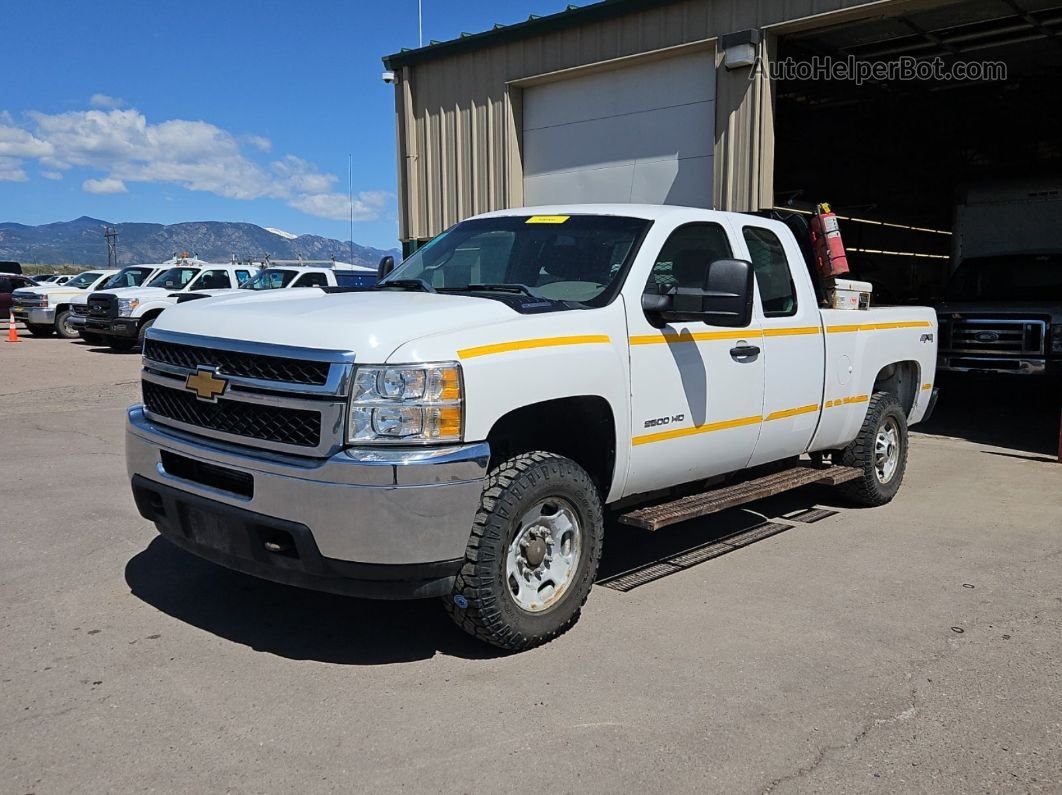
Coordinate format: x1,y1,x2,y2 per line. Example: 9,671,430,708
763,326,821,337
827,320,933,333
458,334,610,360
825,394,869,408
632,414,762,446
629,329,761,346
765,403,820,422
922,383,933,391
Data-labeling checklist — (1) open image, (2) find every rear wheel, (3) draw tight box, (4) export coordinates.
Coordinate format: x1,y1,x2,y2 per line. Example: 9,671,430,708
444,451,603,651
25,323,53,337
55,310,78,339
839,392,908,507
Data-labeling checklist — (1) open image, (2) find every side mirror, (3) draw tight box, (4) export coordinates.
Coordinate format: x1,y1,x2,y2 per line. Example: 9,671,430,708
377,255,395,280
642,258,754,328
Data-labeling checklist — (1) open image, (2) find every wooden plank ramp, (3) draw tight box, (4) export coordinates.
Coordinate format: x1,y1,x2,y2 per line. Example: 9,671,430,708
618,464,860,531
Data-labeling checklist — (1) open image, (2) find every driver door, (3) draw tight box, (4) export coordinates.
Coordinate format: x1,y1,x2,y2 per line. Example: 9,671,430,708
624,221,766,496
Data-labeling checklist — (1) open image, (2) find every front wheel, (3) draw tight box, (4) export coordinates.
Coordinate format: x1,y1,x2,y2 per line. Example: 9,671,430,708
839,392,909,507
55,310,78,339
25,323,53,337
444,451,604,651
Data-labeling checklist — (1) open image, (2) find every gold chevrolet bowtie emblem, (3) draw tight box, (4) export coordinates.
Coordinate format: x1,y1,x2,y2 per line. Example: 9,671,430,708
185,366,228,402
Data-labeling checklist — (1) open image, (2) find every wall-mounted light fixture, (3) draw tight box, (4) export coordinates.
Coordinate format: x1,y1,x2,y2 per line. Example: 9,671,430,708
720,29,762,70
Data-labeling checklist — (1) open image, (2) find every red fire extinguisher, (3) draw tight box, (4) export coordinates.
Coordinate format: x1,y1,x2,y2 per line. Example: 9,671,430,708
809,203,851,279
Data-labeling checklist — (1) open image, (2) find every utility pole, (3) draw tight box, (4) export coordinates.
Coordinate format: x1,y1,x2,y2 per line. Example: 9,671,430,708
104,226,119,268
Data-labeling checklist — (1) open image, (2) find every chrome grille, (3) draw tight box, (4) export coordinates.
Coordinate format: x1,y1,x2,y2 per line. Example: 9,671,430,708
13,293,47,308
943,318,1046,356
144,339,330,386
142,380,321,448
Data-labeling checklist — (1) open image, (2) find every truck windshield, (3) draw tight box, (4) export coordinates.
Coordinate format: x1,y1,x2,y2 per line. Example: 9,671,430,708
383,215,650,307
147,267,200,290
240,270,298,290
67,272,105,289
102,267,154,290
947,254,1062,301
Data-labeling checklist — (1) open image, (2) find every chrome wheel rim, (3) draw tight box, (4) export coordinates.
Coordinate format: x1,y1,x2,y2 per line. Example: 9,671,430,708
875,418,901,484
505,498,582,613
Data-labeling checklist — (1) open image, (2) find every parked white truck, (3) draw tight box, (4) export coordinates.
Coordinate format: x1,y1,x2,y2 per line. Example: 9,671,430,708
126,205,938,650
174,262,378,304
69,264,170,344
85,258,257,351
12,270,118,337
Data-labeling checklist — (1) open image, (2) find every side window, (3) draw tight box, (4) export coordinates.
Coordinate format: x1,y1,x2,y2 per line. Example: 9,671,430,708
293,272,328,288
235,269,251,285
742,226,797,317
647,223,733,292
0,278,10,292
191,269,231,290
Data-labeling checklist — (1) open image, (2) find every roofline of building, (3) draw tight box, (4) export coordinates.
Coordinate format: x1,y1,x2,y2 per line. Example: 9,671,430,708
382,0,684,69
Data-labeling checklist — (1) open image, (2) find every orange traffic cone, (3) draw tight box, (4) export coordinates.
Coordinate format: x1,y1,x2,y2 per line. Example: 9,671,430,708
6,311,20,343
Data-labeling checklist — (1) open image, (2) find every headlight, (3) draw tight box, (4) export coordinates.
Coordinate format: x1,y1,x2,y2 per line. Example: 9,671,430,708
117,298,140,316
1051,325,1062,354
347,363,463,444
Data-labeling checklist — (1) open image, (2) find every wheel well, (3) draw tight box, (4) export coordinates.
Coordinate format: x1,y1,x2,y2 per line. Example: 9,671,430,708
486,396,616,496
873,361,920,416
139,309,164,325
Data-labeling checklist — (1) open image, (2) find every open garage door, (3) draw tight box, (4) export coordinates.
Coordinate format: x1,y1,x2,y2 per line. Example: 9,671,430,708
522,49,715,208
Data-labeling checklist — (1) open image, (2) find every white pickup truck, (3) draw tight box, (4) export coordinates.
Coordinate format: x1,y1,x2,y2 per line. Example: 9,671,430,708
174,263,378,304
12,270,119,337
85,259,257,351
126,205,938,650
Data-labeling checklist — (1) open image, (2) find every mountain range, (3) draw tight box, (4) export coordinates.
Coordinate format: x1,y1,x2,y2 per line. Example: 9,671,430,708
0,217,399,267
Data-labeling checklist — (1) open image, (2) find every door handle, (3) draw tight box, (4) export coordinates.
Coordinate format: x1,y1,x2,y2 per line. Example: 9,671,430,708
730,344,761,359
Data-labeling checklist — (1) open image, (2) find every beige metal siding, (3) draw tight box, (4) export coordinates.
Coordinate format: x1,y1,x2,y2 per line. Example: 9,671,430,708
395,0,896,241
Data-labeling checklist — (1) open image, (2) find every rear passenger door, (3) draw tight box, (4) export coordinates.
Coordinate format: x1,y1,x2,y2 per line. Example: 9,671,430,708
624,222,766,496
737,222,826,467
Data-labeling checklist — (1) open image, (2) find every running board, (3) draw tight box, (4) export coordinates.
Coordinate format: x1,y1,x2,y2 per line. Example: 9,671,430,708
618,464,860,531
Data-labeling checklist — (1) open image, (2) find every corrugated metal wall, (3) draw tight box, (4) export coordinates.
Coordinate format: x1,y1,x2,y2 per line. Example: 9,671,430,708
393,0,895,242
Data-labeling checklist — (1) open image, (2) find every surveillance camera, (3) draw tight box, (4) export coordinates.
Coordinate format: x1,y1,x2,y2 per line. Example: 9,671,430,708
381,70,396,84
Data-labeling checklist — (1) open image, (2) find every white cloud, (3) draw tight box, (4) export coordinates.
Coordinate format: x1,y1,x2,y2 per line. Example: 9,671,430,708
288,190,390,222
83,177,127,194
41,170,63,180
244,134,272,152
90,94,124,109
0,105,392,222
0,156,28,182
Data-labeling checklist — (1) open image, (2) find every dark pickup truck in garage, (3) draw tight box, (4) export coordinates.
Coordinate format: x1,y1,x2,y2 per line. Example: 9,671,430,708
936,252,1062,379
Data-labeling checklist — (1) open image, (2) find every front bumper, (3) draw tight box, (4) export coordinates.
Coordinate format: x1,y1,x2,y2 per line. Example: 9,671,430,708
85,316,140,338
126,406,489,599
69,312,87,329
12,306,54,325
937,355,1052,376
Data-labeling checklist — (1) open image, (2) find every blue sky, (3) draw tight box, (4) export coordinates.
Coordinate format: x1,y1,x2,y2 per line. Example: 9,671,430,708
0,0,584,250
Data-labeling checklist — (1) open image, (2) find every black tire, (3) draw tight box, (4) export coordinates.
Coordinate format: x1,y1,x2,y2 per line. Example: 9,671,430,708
444,451,604,651
80,332,105,345
839,391,909,507
55,309,78,339
137,317,155,349
25,323,53,337
108,338,136,352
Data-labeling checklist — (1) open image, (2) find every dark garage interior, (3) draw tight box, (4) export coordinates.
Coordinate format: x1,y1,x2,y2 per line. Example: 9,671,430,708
774,0,1062,457
774,0,1062,304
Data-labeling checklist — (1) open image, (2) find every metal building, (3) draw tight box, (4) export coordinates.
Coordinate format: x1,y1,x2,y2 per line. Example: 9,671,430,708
383,0,1062,298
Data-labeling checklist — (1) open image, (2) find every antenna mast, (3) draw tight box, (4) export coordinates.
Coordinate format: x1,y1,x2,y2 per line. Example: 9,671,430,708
348,153,355,267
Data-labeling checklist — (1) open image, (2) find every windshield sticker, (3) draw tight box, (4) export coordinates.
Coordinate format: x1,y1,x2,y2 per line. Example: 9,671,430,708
525,215,570,224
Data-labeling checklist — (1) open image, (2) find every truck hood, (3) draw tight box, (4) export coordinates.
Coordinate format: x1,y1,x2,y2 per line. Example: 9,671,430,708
936,300,1062,321
15,284,92,299
154,290,521,359
102,286,180,302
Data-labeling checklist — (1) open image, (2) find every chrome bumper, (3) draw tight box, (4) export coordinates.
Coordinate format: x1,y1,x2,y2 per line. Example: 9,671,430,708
937,355,1046,375
13,307,54,324
125,405,489,566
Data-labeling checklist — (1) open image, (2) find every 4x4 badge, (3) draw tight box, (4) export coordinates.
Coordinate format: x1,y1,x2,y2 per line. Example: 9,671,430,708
185,366,228,402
